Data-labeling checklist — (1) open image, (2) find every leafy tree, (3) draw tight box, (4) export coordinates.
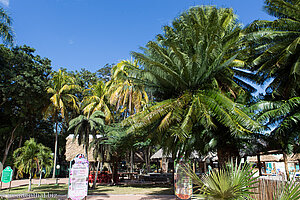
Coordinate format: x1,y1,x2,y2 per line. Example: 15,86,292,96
68,111,105,160
44,69,80,178
0,45,51,165
244,0,300,99
13,138,53,191
97,63,113,83
124,6,261,165
0,7,14,45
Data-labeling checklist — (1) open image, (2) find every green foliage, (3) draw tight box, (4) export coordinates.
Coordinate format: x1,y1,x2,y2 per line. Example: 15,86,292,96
244,0,300,99
68,110,105,159
274,178,300,200
0,7,14,46
13,138,53,177
183,161,258,200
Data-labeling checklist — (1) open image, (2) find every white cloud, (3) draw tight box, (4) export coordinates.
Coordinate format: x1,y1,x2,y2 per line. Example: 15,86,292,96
0,0,9,7
68,39,74,45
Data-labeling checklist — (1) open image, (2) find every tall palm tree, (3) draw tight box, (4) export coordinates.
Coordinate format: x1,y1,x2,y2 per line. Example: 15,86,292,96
0,7,14,45
123,6,261,165
44,69,81,178
107,60,149,172
13,139,52,191
244,0,300,99
68,110,105,160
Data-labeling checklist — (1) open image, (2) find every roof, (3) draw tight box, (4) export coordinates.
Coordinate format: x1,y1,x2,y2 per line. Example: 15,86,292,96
65,136,96,162
247,154,282,162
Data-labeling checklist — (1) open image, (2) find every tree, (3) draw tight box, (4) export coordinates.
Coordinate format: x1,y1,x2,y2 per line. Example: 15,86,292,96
82,81,112,122
68,111,105,160
13,138,53,191
37,146,53,186
44,69,80,178
0,45,52,166
124,6,261,165
0,7,14,45
244,0,300,99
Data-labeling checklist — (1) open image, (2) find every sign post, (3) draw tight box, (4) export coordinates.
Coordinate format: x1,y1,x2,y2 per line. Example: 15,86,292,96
1,166,13,190
174,160,193,200
68,154,89,200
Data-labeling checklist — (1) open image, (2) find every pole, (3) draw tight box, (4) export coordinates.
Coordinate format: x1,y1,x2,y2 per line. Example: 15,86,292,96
67,160,72,199
8,180,11,191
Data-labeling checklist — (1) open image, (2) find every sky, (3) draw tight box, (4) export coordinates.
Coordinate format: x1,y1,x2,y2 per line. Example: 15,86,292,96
1,0,275,73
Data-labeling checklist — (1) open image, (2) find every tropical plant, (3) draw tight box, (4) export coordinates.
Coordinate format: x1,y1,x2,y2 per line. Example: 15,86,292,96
0,7,14,45
44,69,81,178
123,6,261,165
37,147,53,186
68,110,105,160
107,60,149,117
182,160,258,200
244,0,300,99
251,97,300,180
274,178,300,200
82,81,112,122
13,138,53,191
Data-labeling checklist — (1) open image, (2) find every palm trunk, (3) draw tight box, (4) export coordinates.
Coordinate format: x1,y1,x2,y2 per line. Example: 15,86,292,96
38,170,42,186
2,123,20,165
130,149,134,173
28,171,32,191
283,151,290,181
145,146,151,173
92,161,100,189
52,121,58,178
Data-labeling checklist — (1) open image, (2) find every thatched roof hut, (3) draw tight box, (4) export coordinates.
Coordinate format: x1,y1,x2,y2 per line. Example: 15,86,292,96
247,154,282,162
65,134,97,162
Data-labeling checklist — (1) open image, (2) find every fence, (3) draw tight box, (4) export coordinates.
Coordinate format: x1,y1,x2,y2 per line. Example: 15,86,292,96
249,177,287,200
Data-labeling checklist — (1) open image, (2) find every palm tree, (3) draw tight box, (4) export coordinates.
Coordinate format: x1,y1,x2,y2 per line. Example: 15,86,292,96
107,60,149,171
251,97,300,180
37,147,53,186
13,138,52,191
0,7,14,45
123,6,261,165
44,69,81,178
82,81,112,122
107,60,149,117
244,0,300,99
68,110,105,160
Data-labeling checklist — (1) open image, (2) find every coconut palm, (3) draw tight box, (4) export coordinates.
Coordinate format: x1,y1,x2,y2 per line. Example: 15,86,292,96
44,69,81,178
251,97,300,180
0,7,14,45
82,81,112,122
107,60,149,117
13,138,52,191
68,110,105,160
182,160,258,200
244,0,300,99
123,6,261,165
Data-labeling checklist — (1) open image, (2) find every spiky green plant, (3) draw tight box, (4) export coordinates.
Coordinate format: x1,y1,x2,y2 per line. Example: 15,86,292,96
274,178,300,200
182,161,258,200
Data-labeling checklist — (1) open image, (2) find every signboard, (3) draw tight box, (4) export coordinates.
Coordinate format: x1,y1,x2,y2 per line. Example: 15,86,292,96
68,154,89,200
174,161,193,200
1,166,13,183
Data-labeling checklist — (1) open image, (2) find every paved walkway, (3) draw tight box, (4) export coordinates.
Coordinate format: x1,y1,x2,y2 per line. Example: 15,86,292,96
0,179,176,199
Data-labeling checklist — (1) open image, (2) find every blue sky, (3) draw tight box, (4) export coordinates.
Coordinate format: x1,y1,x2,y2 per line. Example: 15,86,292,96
2,0,274,72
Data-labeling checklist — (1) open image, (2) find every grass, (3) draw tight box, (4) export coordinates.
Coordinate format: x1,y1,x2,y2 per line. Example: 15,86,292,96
0,183,173,195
